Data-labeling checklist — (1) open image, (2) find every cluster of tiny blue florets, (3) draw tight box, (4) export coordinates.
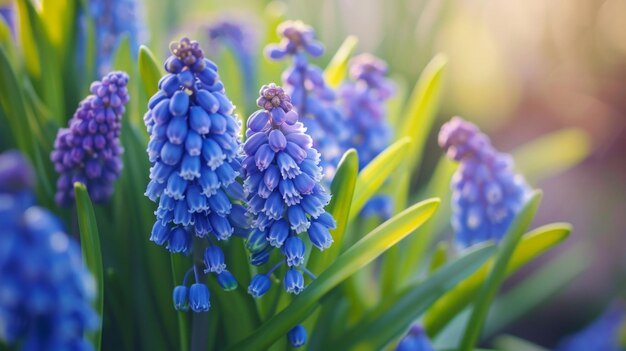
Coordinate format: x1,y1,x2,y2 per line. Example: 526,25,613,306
89,0,145,75
0,151,98,350
265,20,348,180
340,53,395,219
143,37,247,312
396,325,435,351
439,117,531,247
51,71,129,206
242,83,336,347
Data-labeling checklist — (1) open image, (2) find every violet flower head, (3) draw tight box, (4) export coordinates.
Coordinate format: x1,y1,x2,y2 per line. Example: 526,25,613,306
439,117,530,247
208,18,258,109
89,0,146,75
265,20,348,180
144,37,248,312
556,303,626,351
340,53,395,219
51,71,129,206
396,325,435,351
0,150,98,350
242,84,336,347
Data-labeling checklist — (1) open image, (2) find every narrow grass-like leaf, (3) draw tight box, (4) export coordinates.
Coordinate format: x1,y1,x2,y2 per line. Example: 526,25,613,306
0,46,32,157
308,149,359,272
336,244,495,351
459,191,543,351
349,137,411,221
227,198,440,351
429,241,448,273
423,221,571,337
484,245,587,336
492,335,550,351
16,0,41,79
138,45,162,97
513,128,590,184
392,54,446,210
74,183,104,351
323,35,358,88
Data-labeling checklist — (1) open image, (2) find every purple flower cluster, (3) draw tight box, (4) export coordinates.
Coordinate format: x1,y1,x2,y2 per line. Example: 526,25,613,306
340,54,395,218
144,38,247,312
51,71,129,206
242,84,336,347
265,20,348,179
0,151,98,350
396,325,435,351
439,117,530,247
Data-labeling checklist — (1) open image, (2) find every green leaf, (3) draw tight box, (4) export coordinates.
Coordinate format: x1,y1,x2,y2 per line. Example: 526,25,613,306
138,45,162,97
227,198,441,351
492,335,550,351
393,54,447,210
336,244,495,351
16,0,41,79
459,191,543,351
0,46,32,156
308,149,359,272
349,137,411,221
513,128,590,184
323,35,358,88
484,244,587,336
424,221,571,337
429,241,448,273
112,35,133,73
74,183,104,351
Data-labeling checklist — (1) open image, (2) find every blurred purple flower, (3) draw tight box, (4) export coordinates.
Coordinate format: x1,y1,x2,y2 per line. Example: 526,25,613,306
439,117,530,247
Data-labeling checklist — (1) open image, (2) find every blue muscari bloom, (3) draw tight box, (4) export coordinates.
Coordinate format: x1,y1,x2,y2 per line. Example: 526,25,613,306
439,117,531,248
265,20,349,180
0,151,98,350
51,71,129,206
556,303,626,351
208,19,257,109
172,285,189,311
243,84,336,348
89,0,146,76
189,283,210,313
340,54,395,219
396,325,435,351
287,324,307,348
145,37,249,313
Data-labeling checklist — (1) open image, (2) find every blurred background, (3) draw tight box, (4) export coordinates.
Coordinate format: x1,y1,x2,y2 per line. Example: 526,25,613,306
4,0,626,348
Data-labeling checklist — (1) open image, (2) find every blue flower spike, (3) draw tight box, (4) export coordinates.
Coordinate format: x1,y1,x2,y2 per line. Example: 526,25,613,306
145,37,248,313
340,54,395,219
51,71,129,206
439,117,531,248
265,20,349,179
243,83,337,347
0,151,98,350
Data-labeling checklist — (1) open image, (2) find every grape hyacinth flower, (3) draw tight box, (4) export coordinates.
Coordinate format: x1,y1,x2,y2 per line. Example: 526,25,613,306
51,71,129,206
556,303,626,351
242,84,336,347
208,19,257,110
439,117,531,247
89,0,146,75
265,20,348,179
144,37,248,312
0,151,98,350
340,53,395,219
396,325,435,351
